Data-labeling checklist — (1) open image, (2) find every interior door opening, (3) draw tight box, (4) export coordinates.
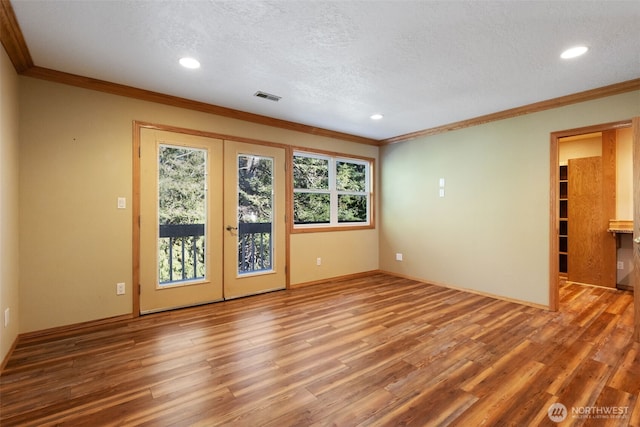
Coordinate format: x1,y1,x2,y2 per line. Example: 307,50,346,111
550,121,635,312
558,132,617,289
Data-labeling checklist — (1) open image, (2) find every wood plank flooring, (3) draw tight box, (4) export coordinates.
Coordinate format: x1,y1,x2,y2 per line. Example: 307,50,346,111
1,273,639,426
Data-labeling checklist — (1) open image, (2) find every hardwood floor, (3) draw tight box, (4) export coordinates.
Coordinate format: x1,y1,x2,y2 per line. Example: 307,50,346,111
1,273,638,426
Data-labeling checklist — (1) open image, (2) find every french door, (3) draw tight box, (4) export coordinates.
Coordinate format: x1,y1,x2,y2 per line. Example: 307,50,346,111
223,141,287,299
139,128,286,314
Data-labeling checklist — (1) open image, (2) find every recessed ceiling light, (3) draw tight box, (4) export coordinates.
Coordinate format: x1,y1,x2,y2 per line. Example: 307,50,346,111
560,46,588,59
179,57,201,69
370,113,384,120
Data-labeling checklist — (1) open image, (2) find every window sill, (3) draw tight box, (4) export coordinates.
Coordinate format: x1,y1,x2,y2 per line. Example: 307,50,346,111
291,223,375,234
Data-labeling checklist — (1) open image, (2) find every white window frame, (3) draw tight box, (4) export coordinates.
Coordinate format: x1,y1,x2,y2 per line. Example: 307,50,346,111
292,150,373,231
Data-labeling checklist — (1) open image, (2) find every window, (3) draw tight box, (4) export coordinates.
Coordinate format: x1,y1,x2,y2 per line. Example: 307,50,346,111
237,154,274,274
293,151,372,229
157,145,207,285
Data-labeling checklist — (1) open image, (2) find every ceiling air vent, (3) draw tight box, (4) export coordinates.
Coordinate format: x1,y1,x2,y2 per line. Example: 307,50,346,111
254,91,281,102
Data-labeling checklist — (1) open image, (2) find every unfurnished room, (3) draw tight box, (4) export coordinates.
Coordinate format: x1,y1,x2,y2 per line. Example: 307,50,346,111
1,0,639,425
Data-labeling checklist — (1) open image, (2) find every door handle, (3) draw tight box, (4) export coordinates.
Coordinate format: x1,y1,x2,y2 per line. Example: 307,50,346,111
226,225,238,232
634,236,640,244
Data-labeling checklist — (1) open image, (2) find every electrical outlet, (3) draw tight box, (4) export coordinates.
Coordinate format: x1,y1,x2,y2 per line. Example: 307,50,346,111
617,261,624,270
396,253,403,261
316,257,322,266
116,282,126,295
4,308,9,328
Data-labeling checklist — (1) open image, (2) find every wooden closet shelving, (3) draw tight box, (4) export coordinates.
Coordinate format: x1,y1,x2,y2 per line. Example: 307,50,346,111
559,165,568,276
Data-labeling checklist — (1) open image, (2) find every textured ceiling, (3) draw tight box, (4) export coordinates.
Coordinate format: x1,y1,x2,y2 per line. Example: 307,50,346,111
10,0,640,140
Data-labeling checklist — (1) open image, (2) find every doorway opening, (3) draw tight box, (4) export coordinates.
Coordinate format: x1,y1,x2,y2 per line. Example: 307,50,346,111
133,123,289,315
549,120,633,311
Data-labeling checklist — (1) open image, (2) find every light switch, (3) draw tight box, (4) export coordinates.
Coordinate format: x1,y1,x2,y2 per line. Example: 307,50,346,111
439,188,445,198
117,197,126,209
439,178,445,187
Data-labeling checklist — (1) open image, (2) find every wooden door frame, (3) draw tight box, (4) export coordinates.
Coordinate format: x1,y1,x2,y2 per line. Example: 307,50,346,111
633,117,640,342
132,121,292,317
549,118,638,340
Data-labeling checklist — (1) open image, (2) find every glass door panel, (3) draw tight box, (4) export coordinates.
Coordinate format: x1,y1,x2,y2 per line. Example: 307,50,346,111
158,145,207,285
140,129,223,314
237,154,274,275
224,141,286,299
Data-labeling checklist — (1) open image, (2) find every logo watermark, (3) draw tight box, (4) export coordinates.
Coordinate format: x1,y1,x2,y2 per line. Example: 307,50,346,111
547,403,629,423
548,403,567,422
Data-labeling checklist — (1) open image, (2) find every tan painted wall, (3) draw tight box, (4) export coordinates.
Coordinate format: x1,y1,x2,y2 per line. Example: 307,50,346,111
18,77,378,333
615,127,634,287
617,127,633,220
380,90,640,306
291,230,378,284
558,134,601,165
0,48,21,362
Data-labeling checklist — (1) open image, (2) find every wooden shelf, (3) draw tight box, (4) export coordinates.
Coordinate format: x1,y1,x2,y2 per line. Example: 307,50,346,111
559,220,568,236
559,236,568,253
559,165,568,181
559,199,568,219
559,253,568,274
558,166,568,275
608,220,634,249
559,181,568,199
607,219,634,234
